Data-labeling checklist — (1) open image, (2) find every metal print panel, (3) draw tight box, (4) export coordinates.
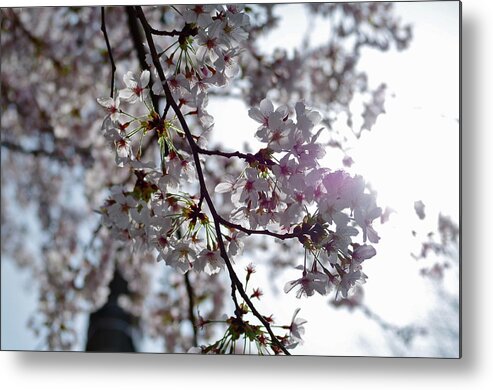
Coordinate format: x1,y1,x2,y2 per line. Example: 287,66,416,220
0,1,460,357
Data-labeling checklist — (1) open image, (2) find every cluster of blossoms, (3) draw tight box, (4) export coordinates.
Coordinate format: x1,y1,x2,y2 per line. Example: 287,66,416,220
1,4,416,353
96,4,381,353
217,98,382,299
98,5,251,275
189,264,309,354
150,4,249,129
99,71,382,300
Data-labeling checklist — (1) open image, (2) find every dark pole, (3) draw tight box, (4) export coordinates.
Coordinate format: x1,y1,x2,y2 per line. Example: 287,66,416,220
85,270,136,352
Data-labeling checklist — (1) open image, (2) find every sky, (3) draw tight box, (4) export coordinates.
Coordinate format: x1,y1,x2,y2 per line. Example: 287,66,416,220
1,1,460,357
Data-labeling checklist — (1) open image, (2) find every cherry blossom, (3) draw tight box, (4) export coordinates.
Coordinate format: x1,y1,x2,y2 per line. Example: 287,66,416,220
166,243,196,274
96,96,121,122
119,70,150,103
352,244,377,263
286,308,307,346
194,249,224,275
284,269,330,298
1,3,416,353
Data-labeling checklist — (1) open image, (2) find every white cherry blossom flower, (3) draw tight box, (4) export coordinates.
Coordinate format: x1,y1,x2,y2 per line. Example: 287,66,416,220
248,98,288,129
196,21,223,63
97,95,121,122
287,308,307,343
107,191,137,230
284,269,329,298
354,194,382,243
213,47,241,82
183,4,214,28
194,249,224,274
237,168,269,209
226,230,246,258
119,70,150,103
114,135,133,167
337,265,367,299
215,174,238,194
321,218,358,265
295,101,322,138
165,243,196,274
352,244,377,263
219,12,249,45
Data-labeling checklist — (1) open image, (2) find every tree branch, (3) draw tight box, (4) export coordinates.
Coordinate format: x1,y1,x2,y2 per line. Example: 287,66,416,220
217,216,301,241
125,6,160,113
196,147,250,160
149,27,182,37
101,7,117,98
184,272,198,347
134,5,290,355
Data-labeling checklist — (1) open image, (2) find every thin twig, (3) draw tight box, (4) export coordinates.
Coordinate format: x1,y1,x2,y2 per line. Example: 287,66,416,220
149,27,182,36
101,7,116,98
184,272,198,346
125,6,160,112
196,147,250,160
217,216,301,241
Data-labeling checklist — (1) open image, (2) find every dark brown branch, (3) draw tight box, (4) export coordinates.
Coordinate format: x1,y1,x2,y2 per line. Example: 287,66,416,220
101,7,116,98
217,216,301,241
134,6,290,355
196,147,250,160
149,27,182,36
125,6,160,112
184,272,198,347
146,19,198,42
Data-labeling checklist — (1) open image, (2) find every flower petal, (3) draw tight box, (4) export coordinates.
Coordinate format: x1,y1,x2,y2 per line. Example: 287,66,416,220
123,71,137,88
140,70,150,88
259,98,274,116
284,279,300,294
96,97,114,109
